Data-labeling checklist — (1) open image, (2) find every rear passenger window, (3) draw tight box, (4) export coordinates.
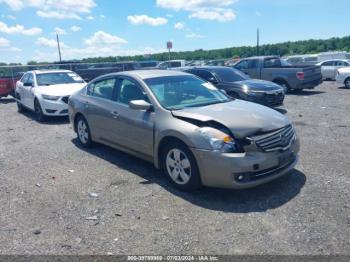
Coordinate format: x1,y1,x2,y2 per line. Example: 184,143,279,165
322,61,335,66
235,60,248,70
195,70,215,82
264,58,281,68
90,78,116,100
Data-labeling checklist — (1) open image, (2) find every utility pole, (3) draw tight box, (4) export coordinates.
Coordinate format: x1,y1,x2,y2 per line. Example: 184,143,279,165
257,28,260,56
56,33,62,62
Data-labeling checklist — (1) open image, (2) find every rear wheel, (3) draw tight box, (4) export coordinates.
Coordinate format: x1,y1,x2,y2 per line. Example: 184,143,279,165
345,78,350,89
161,141,201,191
34,99,46,122
75,115,93,148
274,81,291,93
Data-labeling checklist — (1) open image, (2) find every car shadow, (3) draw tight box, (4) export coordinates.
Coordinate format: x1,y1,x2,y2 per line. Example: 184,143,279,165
287,90,325,96
72,138,306,213
0,97,16,104
338,86,349,90
20,110,70,125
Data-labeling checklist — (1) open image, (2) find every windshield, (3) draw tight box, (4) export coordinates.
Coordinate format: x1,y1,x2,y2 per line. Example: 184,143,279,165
212,68,249,82
145,75,231,110
36,72,84,86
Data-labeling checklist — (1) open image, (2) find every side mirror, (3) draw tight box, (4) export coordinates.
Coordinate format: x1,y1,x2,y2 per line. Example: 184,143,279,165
129,100,152,111
23,82,33,87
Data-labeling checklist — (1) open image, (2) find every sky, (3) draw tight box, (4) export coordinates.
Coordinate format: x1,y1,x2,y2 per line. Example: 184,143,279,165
0,0,349,64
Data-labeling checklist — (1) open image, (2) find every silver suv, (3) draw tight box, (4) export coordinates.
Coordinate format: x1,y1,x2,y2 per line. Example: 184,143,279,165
68,70,300,191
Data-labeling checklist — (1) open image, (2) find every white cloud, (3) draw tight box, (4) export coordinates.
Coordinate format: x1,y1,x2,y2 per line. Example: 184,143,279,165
166,14,173,18
86,15,94,20
6,14,16,20
53,27,66,35
70,25,81,32
100,14,105,19
0,0,96,20
156,0,237,22
189,8,235,22
36,10,82,20
36,37,58,48
174,22,185,30
10,47,21,52
0,21,42,35
0,37,10,47
84,31,128,46
186,32,204,38
127,15,168,26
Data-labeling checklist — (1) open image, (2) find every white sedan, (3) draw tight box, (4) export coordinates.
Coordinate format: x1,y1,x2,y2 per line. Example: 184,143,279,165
15,70,86,121
336,67,350,89
316,59,350,80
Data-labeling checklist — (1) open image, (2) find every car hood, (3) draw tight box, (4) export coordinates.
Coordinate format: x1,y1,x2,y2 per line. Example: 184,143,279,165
227,79,283,92
172,100,290,138
35,83,86,96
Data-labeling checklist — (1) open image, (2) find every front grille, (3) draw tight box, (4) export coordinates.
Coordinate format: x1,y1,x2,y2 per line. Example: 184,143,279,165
264,92,284,106
249,125,296,152
61,96,70,104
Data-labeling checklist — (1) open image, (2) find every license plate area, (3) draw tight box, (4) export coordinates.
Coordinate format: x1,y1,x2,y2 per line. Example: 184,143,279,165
278,150,295,166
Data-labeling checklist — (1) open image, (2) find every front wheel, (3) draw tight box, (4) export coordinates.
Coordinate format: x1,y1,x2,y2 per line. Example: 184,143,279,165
345,78,350,89
34,99,46,122
17,101,25,113
161,141,201,191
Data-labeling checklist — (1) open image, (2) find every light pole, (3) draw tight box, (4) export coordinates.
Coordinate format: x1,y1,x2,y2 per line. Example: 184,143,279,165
56,33,62,62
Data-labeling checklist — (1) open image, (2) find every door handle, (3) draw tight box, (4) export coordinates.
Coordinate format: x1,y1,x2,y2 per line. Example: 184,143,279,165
83,100,89,108
111,111,119,119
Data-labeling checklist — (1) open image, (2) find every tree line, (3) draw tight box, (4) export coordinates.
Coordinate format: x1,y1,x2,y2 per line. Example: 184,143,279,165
1,35,350,67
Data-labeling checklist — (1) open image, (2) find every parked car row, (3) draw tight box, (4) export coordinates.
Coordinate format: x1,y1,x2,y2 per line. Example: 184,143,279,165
12,66,301,192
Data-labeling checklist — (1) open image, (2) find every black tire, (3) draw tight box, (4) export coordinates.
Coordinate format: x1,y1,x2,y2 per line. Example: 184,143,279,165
75,115,94,148
345,78,350,89
17,101,25,113
34,99,46,122
274,81,291,94
161,141,201,191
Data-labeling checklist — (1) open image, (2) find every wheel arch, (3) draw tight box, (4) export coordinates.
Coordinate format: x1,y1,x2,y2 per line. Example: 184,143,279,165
155,135,191,169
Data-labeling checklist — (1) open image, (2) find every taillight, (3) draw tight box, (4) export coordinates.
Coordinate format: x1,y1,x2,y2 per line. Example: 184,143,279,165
296,72,305,80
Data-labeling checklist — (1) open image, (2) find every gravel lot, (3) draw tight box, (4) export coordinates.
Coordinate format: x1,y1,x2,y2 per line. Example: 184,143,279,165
0,81,349,255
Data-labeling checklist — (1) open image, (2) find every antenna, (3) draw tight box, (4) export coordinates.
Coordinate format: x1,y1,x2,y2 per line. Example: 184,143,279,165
56,33,62,62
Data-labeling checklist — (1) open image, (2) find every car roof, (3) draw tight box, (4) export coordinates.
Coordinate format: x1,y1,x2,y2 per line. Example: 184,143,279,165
101,69,191,80
190,66,234,71
29,69,73,74
241,56,279,60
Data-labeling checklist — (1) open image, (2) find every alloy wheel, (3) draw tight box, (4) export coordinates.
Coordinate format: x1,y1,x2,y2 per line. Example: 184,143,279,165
77,119,89,144
166,148,191,185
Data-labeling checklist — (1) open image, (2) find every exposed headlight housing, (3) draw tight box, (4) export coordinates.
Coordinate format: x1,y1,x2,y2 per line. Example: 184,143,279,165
42,95,60,101
196,127,240,153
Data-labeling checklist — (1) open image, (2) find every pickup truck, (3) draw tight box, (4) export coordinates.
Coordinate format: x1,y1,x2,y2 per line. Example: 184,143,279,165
233,56,323,92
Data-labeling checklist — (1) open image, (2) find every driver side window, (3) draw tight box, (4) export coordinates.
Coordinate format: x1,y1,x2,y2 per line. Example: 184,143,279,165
27,74,34,84
117,78,147,105
21,73,29,83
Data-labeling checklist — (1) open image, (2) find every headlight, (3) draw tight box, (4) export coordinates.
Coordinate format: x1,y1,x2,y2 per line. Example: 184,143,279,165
242,85,262,96
42,95,60,101
196,127,239,153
